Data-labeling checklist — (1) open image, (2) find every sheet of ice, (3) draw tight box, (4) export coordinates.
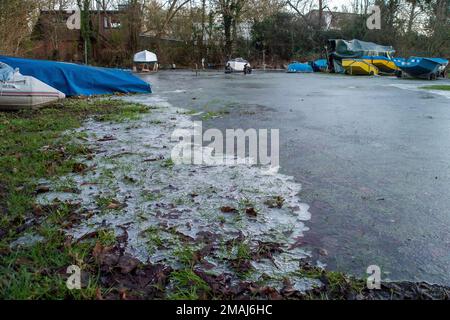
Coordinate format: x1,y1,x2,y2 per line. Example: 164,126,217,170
39,94,317,290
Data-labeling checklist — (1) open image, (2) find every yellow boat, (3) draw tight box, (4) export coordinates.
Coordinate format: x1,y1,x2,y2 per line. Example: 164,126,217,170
342,59,379,76
362,57,399,74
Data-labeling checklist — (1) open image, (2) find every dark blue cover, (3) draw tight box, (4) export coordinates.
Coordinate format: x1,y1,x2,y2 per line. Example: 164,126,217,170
0,56,151,96
312,59,328,71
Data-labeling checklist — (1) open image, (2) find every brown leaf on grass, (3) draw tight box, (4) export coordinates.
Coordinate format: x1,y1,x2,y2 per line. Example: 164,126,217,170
254,241,283,260
98,135,116,142
264,196,285,208
245,207,258,217
95,288,103,300
15,257,34,266
35,185,50,194
220,206,238,213
64,236,73,248
107,200,123,210
92,242,119,267
260,286,283,300
32,204,43,216
117,255,141,274
119,289,127,300
72,162,88,173
92,242,104,260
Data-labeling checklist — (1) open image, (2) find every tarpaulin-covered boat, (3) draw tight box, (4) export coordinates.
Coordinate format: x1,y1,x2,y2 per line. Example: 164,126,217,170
362,56,399,74
0,56,151,97
311,59,328,72
328,39,395,74
1,62,65,110
395,57,449,80
287,62,313,73
342,59,379,76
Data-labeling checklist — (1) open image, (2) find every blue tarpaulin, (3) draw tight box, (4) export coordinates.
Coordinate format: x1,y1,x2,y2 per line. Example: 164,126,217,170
0,56,151,96
312,59,328,71
287,62,313,73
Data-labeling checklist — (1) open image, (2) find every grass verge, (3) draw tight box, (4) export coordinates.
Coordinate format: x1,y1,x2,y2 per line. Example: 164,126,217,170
420,85,450,91
0,98,150,299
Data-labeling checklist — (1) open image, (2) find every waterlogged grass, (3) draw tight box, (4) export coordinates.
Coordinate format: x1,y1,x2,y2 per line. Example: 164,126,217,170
420,85,450,91
0,98,151,299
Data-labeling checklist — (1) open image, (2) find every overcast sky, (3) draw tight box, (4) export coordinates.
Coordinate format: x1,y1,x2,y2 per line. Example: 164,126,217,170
327,0,354,11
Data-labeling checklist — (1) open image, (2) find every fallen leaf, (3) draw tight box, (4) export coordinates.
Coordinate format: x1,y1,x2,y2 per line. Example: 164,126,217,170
98,135,116,142
36,185,50,194
107,200,122,210
72,163,88,173
117,255,141,273
220,206,238,213
245,207,257,217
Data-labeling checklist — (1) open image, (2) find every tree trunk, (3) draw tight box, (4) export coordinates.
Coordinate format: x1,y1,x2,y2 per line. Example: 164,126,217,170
318,0,323,29
407,0,416,33
223,13,233,58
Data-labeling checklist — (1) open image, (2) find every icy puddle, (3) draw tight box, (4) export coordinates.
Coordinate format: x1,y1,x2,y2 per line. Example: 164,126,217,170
37,95,319,291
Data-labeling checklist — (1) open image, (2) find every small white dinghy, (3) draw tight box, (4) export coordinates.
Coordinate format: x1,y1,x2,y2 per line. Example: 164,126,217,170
0,62,65,111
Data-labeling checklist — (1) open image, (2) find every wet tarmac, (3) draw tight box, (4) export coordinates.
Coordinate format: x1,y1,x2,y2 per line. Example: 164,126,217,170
139,70,450,285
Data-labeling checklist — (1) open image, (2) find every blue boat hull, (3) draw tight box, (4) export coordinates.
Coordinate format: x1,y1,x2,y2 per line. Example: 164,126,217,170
395,57,447,79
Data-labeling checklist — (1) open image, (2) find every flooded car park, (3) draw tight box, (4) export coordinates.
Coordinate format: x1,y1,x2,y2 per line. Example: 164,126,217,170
139,70,450,285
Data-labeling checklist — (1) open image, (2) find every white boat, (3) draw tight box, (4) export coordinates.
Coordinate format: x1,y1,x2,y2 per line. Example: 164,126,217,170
226,58,251,72
0,66,65,110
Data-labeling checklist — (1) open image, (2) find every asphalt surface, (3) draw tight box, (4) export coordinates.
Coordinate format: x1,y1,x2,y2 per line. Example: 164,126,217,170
139,70,450,285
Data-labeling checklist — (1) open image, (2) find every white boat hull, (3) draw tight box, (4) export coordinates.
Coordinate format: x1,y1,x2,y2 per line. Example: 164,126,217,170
0,75,65,110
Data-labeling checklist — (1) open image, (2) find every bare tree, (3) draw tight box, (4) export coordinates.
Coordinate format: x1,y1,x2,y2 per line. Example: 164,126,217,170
215,0,248,57
0,1,40,55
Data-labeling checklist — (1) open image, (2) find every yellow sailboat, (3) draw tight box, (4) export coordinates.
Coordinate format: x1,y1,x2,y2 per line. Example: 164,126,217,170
342,59,379,76
362,57,399,74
